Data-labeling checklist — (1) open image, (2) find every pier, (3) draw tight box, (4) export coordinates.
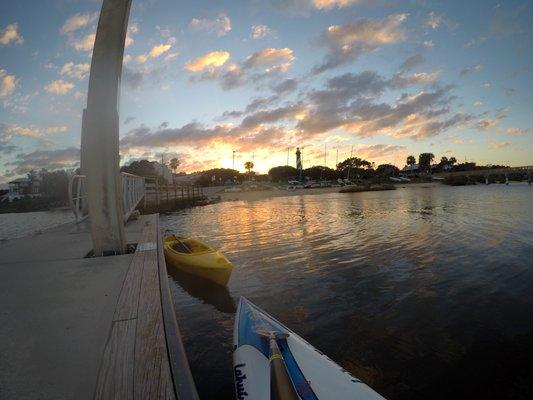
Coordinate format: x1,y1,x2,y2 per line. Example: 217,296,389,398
0,1,201,398
433,165,533,183
0,214,199,399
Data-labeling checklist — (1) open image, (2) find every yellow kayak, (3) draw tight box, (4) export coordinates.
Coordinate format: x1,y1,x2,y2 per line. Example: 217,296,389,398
163,235,233,286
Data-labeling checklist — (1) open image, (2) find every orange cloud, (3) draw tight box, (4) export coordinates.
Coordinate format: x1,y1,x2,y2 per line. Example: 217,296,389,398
184,51,230,72
44,80,74,95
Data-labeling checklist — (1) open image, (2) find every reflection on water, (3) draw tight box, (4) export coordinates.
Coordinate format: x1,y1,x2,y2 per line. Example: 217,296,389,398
161,184,533,399
167,267,236,314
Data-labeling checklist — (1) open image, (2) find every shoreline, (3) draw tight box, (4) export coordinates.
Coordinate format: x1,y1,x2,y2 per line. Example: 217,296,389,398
216,182,441,203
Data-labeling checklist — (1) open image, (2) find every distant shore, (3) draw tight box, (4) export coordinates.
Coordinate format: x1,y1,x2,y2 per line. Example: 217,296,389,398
216,182,441,203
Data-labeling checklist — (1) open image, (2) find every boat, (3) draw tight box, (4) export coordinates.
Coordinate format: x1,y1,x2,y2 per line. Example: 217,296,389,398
233,297,385,400
163,235,233,286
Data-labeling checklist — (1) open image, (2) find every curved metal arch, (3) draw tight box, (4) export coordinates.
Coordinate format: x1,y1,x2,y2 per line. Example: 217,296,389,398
80,0,132,255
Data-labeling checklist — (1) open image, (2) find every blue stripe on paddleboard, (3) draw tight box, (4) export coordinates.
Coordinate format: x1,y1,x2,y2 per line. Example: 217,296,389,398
237,299,319,400
278,339,319,400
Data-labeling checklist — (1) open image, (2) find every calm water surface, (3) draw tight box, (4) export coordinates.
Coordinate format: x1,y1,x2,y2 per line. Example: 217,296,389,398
161,184,533,400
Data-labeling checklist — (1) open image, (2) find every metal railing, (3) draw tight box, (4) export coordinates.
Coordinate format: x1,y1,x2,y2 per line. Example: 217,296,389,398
121,172,146,221
69,173,146,223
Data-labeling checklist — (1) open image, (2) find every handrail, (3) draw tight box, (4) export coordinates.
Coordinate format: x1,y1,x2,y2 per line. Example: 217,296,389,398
68,175,88,223
69,172,145,223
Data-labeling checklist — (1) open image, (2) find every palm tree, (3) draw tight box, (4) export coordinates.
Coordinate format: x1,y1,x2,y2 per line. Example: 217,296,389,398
419,153,435,173
169,157,180,173
406,155,416,166
244,161,254,176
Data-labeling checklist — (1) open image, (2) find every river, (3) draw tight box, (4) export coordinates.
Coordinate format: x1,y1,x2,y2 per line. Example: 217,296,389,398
161,183,533,399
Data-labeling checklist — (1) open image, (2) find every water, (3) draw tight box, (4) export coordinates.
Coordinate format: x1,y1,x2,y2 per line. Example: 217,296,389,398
0,210,74,240
161,184,533,399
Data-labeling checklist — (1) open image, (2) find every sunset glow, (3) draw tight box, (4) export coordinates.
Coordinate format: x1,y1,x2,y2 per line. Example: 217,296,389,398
1,1,532,180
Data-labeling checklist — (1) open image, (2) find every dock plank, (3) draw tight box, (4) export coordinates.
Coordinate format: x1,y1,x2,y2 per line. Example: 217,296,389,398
94,319,136,400
134,244,174,399
94,214,176,400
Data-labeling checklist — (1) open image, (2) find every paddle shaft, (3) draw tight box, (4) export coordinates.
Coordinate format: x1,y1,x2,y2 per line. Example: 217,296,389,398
269,338,300,400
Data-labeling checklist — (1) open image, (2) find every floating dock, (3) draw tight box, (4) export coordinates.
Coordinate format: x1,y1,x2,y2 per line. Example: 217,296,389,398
0,214,198,399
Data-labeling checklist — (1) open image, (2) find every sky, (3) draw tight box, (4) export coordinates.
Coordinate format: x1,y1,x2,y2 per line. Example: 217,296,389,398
0,0,532,181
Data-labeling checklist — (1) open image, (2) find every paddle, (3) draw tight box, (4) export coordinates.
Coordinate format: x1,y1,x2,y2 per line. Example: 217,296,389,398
256,329,300,400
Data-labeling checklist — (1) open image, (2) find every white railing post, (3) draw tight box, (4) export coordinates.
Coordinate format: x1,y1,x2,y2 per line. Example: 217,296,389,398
69,173,145,224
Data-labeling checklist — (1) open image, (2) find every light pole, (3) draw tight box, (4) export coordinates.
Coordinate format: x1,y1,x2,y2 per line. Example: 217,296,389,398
232,150,236,170
347,145,354,181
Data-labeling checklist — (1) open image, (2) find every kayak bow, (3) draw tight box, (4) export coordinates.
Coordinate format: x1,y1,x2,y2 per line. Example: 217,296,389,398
233,297,385,400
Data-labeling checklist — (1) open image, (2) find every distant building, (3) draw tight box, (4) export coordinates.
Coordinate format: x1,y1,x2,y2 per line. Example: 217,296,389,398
401,164,420,175
172,172,202,185
3,177,41,202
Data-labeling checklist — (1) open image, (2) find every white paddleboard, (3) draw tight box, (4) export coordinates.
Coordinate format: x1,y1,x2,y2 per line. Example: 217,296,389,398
233,297,386,400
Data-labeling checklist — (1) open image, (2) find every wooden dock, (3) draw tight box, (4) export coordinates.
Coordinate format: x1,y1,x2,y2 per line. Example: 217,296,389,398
95,214,199,399
141,179,206,213
0,214,198,400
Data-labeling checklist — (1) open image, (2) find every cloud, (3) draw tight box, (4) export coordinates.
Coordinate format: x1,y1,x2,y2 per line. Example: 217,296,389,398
149,43,172,58
312,0,360,9
460,64,483,76
392,71,440,87
3,147,80,175
124,116,136,125
0,123,67,141
184,51,230,72
425,12,442,30
399,54,426,72
0,69,16,98
122,66,144,89
128,23,139,35
44,80,74,95
299,74,470,140
356,143,407,160
0,23,24,45
243,48,295,73
314,14,408,73
488,141,510,149
271,78,298,94
0,142,18,154
186,48,294,90
164,52,179,62
448,135,464,144
124,67,469,157
60,12,97,34
251,25,277,40
189,13,232,37
136,54,148,64
125,36,134,47
506,127,531,136
475,118,499,131
60,62,90,80
72,33,96,52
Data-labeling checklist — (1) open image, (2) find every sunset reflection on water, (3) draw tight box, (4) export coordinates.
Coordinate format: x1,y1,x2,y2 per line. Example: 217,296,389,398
161,184,533,399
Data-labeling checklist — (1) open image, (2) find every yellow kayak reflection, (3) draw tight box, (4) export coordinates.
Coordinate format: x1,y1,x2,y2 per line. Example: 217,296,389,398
163,235,233,286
